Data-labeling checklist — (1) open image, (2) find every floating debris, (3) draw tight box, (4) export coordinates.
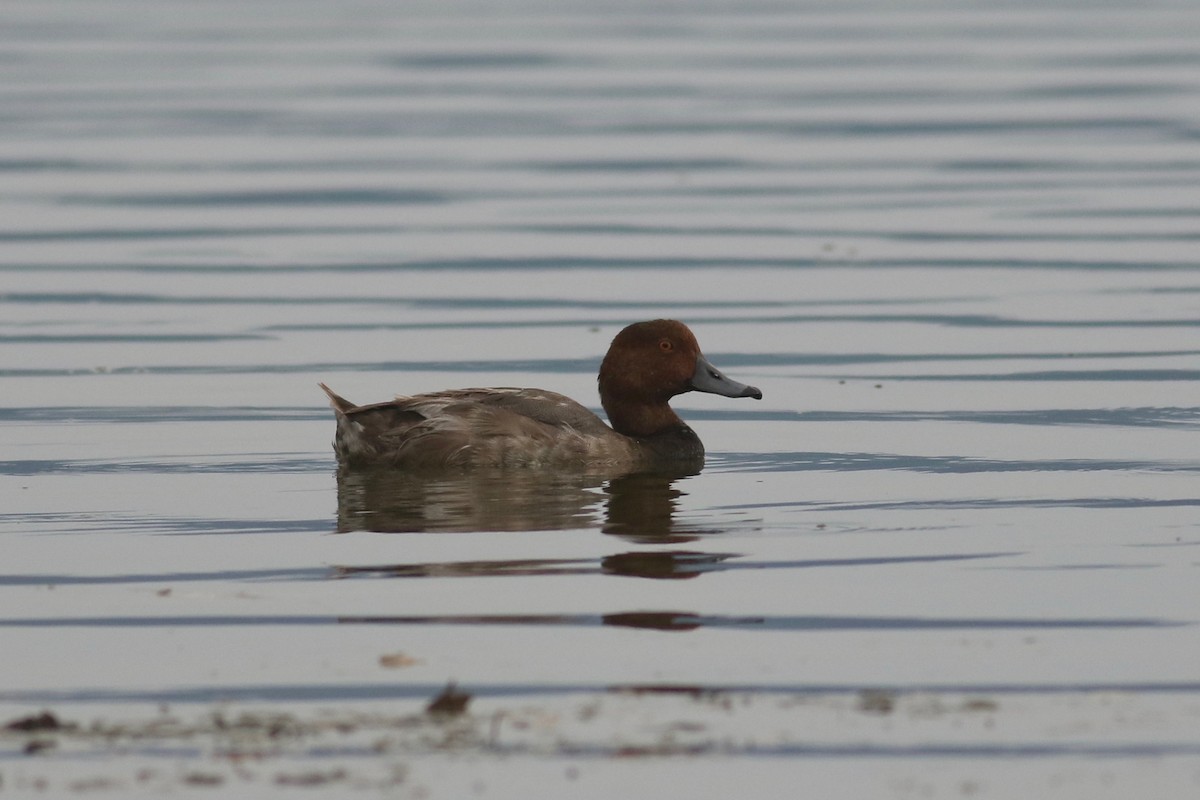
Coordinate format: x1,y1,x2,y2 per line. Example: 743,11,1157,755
23,739,56,755
426,682,471,717
858,689,896,715
183,772,224,787
4,711,69,733
275,768,348,787
379,652,423,669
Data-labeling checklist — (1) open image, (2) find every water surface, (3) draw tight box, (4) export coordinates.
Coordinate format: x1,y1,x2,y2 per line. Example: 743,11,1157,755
2,1,1200,796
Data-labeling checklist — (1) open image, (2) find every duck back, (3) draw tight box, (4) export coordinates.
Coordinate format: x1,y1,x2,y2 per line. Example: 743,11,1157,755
323,386,635,468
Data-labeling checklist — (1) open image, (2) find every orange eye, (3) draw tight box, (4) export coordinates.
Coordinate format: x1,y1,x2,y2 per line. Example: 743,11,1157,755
659,339,673,352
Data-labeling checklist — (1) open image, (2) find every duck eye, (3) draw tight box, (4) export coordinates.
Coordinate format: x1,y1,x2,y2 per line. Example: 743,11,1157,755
659,339,673,352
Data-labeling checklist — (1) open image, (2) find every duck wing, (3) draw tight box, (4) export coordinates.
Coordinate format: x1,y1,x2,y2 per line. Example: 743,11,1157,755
448,388,613,436
321,385,621,467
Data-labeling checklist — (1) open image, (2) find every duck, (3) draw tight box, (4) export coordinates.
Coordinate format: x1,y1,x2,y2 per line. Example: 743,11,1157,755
319,319,761,469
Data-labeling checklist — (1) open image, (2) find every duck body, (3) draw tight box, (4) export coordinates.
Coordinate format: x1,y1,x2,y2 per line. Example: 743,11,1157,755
320,319,761,470
320,386,650,468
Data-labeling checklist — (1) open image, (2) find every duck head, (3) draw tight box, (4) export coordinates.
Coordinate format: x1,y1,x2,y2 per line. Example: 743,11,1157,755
598,319,761,438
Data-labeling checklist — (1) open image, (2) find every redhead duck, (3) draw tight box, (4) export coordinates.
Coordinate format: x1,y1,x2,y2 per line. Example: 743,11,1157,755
319,319,761,469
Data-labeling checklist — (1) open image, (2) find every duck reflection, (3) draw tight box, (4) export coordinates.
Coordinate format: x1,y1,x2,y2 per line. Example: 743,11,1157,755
334,465,603,533
600,470,699,543
334,463,714,542
334,550,736,581
337,610,747,632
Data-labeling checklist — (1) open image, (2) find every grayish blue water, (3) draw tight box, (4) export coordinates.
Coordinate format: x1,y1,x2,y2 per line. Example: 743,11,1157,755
2,1,1199,796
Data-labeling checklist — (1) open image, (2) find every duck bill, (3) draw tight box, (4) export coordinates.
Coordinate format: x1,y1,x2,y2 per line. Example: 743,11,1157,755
690,353,762,399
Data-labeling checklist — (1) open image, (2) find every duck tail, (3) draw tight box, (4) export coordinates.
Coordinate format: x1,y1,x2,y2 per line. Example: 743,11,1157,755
318,382,357,415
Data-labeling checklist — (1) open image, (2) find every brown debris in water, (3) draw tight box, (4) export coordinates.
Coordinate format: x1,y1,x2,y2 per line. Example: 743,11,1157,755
23,739,56,755
858,689,896,715
4,711,69,733
379,652,423,669
962,698,999,712
275,768,348,787
426,682,472,717
183,772,224,787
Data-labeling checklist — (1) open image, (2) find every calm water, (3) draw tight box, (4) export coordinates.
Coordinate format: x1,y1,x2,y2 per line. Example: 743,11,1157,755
3,1,1200,796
